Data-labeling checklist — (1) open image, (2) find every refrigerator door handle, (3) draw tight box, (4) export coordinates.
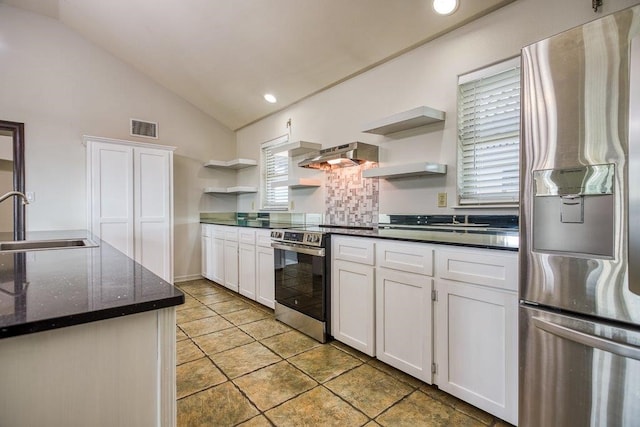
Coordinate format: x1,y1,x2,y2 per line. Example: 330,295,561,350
630,33,640,295
532,316,640,361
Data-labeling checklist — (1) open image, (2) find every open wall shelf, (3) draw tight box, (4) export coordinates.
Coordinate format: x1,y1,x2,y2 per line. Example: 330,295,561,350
362,162,447,179
203,186,258,194
274,141,322,157
274,178,322,189
203,158,257,169
362,106,446,135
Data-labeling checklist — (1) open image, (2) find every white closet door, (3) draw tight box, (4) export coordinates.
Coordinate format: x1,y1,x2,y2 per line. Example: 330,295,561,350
134,147,172,282
90,142,134,257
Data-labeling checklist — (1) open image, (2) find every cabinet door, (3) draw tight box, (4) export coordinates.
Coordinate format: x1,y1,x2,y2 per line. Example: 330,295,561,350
134,147,173,282
201,234,211,279
435,278,518,424
224,240,239,292
89,141,134,257
211,237,225,285
256,246,275,309
332,260,375,356
239,243,256,300
376,267,433,383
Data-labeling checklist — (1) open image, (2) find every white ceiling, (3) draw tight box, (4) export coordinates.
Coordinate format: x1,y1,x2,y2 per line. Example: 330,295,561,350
3,0,515,130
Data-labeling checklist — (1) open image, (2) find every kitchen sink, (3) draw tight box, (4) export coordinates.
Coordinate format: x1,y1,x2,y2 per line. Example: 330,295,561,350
0,238,99,253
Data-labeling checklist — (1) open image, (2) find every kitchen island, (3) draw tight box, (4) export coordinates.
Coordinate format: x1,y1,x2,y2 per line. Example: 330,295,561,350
0,230,184,427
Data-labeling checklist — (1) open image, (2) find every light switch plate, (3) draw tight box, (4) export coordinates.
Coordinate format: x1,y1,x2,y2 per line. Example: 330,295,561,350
437,192,447,207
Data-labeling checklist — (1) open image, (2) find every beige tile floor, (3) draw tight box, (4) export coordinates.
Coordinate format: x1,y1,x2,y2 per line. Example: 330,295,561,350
175,279,513,427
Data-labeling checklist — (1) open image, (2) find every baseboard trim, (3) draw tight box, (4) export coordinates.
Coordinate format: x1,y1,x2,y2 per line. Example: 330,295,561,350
173,274,204,283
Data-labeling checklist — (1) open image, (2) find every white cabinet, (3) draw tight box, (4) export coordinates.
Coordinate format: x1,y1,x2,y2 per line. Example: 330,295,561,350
86,136,174,283
201,226,275,309
223,227,239,292
256,230,275,309
201,224,212,279
331,237,376,356
238,228,256,300
205,225,226,285
376,241,433,383
435,247,518,425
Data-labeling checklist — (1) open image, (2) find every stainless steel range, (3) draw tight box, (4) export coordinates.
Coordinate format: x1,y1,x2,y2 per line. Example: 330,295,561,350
270,229,329,343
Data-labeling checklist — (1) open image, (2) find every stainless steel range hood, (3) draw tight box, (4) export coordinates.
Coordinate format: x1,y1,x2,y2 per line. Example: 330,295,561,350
298,142,378,169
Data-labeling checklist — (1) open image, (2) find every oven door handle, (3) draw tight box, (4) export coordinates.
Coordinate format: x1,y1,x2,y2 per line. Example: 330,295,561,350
271,242,325,257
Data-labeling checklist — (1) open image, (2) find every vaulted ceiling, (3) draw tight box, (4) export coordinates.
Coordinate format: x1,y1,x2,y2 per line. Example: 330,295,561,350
2,0,515,130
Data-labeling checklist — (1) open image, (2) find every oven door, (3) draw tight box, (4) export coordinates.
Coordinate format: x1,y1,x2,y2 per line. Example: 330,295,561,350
271,242,326,322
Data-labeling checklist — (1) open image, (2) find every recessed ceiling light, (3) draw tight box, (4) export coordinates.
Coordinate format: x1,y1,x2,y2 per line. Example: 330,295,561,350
433,0,458,15
264,93,277,103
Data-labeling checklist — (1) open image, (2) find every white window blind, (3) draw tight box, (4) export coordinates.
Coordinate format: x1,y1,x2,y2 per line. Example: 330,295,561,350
457,57,521,205
261,135,289,210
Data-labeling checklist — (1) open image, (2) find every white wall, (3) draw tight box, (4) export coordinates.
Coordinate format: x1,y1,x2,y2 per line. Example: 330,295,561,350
0,5,236,281
236,0,639,216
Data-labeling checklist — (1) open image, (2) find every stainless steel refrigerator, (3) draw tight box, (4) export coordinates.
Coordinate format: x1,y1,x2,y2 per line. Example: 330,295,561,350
520,5,640,426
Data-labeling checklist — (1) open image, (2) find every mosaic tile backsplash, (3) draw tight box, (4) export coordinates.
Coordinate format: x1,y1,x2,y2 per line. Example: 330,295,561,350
325,163,379,226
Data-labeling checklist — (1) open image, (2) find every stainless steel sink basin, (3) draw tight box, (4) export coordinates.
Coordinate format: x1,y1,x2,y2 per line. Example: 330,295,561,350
0,238,99,253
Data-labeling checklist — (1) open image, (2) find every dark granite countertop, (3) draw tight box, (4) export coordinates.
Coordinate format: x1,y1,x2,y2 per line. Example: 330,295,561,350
323,226,519,251
199,219,301,229
0,230,184,339
201,220,519,251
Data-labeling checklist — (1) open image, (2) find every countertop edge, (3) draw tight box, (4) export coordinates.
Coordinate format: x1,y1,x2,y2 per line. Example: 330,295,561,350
326,229,519,252
0,294,184,340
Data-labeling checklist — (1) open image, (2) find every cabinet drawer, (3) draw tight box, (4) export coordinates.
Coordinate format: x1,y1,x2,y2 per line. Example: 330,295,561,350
437,248,517,291
201,224,211,237
238,228,256,244
224,227,239,241
332,236,375,265
376,241,433,276
211,225,226,239
256,230,273,248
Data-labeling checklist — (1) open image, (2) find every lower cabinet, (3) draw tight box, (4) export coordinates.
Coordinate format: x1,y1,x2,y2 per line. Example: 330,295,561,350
239,243,256,300
330,236,518,424
435,279,518,425
238,229,257,300
256,229,275,309
201,225,212,279
434,247,518,425
211,231,225,285
201,225,274,309
332,259,375,356
376,267,433,383
223,227,239,292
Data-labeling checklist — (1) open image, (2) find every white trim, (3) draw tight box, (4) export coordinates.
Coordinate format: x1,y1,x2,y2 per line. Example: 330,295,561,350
174,274,205,283
458,56,520,85
157,308,176,427
82,135,176,152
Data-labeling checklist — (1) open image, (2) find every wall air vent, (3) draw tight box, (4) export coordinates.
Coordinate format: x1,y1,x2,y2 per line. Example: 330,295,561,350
130,118,158,139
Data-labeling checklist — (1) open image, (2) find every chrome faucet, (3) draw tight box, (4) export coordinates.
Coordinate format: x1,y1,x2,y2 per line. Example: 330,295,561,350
0,191,29,205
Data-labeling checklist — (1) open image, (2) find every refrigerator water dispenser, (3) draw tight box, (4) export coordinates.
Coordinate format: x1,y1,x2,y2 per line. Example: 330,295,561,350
532,164,615,257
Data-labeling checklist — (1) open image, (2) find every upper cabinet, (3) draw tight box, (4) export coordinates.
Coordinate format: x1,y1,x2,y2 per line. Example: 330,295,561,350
203,158,257,169
362,106,446,135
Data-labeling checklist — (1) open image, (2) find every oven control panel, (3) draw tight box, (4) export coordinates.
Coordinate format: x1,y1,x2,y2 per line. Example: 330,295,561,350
270,230,325,247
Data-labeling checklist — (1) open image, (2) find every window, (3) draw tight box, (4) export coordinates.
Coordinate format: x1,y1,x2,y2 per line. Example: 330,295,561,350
457,57,521,205
261,135,289,210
